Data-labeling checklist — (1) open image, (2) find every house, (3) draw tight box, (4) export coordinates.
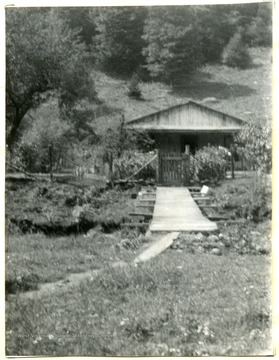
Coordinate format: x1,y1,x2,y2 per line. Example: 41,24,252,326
125,100,245,185
125,100,244,154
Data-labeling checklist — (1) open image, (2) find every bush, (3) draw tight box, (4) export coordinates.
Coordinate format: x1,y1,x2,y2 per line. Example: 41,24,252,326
215,176,272,223
127,73,142,99
190,146,229,185
113,151,156,180
234,117,271,173
222,31,253,69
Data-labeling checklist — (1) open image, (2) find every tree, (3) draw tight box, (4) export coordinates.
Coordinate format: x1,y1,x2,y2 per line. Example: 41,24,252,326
61,7,98,48
94,7,147,76
6,8,97,148
221,30,252,69
245,2,272,47
197,5,237,63
142,7,204,82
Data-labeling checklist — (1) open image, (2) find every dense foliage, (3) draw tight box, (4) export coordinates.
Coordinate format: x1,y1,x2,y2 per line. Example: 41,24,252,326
6,8,97,148
142,7,204,81
90,3,271,80
190,146,230,185
112,151,156,180
93,7,147,75
234,118,272,173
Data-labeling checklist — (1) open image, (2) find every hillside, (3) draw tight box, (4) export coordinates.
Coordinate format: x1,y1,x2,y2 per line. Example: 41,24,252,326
21,47,271,140
92,47,272,134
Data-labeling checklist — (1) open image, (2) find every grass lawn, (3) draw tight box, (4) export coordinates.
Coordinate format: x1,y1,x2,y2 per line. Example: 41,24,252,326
6,250,271,356
5,231,138,293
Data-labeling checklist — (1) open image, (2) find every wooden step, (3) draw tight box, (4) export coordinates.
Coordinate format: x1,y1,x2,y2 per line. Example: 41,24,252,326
139,198,155,202
141,191,156,196
193,197,211,201
188,186,201,192
217,219,246,224
207,215,230,221
136,204,154,209
121,222,150,228
129,212,153,219
199,204,219,209
141,195,156,200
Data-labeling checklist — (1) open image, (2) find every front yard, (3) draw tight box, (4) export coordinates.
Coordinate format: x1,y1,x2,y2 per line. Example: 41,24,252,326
5,175,273,356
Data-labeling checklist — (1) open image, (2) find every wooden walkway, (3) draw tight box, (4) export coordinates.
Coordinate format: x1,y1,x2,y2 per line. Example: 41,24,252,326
149,187,218,232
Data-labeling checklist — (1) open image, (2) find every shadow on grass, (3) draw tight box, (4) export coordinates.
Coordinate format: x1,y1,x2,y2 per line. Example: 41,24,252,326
169,68,256,100
6,274,40,295
171,81,255,101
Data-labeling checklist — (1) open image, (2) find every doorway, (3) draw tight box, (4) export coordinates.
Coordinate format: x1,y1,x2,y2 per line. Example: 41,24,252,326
180,135,198,154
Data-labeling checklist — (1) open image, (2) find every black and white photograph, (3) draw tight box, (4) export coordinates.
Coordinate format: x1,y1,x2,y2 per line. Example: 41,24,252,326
4,1,274,356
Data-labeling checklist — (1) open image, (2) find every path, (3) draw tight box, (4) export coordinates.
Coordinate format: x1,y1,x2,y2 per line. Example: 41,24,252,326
149,187,218,232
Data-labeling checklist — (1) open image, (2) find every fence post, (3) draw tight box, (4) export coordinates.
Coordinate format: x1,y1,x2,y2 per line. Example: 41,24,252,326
49,144,53,182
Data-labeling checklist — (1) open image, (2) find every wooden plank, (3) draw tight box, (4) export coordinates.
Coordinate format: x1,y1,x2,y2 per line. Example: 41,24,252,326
150,187,218,232
216,219,246,224
121,223,149,228
193,197,212,201
198,204,219,209
207,215,230,221
188,186,201,191
129,212,153,219
141,193,156,199
136,204,154,209
134,232,179,264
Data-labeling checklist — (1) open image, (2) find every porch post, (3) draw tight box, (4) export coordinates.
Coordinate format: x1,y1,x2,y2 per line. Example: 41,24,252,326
182,153,190,186
230,144,235,179
156,149,160,184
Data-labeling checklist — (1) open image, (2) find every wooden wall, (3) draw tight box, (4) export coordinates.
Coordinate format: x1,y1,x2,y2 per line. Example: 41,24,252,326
129,102,242,131
154,132,234,154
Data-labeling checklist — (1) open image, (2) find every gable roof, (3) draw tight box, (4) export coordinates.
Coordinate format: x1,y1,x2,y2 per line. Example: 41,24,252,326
125,100,245,133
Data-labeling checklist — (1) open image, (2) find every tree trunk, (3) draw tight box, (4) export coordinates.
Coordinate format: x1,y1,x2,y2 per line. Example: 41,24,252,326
6,107,28,149
6,117,22,149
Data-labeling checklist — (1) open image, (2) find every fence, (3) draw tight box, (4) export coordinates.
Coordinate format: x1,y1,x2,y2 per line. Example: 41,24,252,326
6,141,157,185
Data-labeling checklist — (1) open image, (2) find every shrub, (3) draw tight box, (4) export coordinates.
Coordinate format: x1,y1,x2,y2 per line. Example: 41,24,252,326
6,143,30,172
190,146,229,185
127,73,142,99
215,176,272,223
222,31,252,69
234,117,271,173
113,151,156,180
